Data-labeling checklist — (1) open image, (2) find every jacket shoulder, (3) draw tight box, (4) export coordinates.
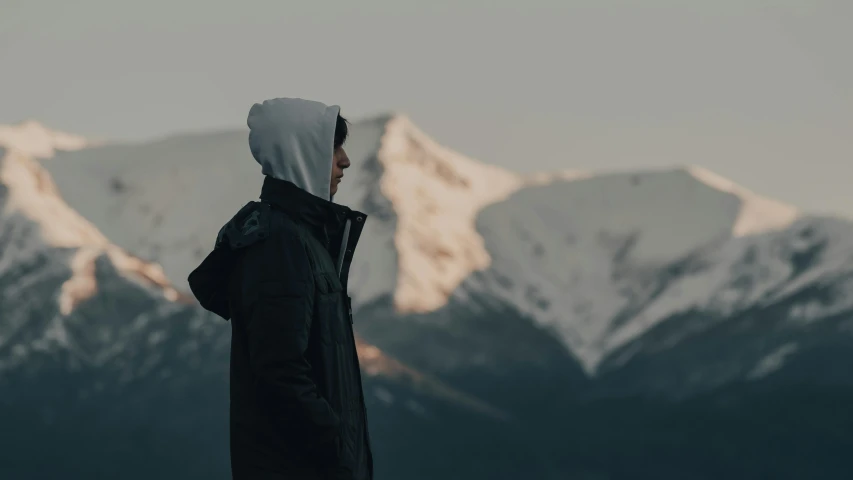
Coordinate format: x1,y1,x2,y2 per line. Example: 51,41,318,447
188,202,306,320
216,201,301,251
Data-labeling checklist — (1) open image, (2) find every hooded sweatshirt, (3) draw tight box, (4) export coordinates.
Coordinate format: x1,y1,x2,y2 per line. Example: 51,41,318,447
248,97,340,201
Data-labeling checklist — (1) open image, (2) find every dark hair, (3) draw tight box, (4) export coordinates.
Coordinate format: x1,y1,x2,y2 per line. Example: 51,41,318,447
334,113,349,149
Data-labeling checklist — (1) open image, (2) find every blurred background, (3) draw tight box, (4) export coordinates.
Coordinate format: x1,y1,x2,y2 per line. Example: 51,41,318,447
1,1,852,479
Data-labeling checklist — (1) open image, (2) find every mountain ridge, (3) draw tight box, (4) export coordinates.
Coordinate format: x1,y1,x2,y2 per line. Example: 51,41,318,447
1,117,831,377
3,118,853,479
0,126,503,418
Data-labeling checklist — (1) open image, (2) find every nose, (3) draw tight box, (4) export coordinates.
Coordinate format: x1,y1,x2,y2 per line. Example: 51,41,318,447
340,152,351,169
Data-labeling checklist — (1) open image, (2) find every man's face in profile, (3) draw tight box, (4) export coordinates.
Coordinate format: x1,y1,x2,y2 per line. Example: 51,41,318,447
331,146,350,196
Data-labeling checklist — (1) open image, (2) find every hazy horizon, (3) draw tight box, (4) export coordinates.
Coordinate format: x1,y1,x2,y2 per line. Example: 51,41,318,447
2,0,851,216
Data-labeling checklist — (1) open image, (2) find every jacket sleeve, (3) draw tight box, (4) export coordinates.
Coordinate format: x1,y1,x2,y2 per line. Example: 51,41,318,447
241,229,341,463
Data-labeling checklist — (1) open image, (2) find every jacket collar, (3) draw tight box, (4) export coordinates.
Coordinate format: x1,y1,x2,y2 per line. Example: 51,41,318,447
260,176,368,288
260,175,356,228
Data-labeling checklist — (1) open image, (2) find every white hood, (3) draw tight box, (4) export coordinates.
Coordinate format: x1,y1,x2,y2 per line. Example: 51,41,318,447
248,97,340,201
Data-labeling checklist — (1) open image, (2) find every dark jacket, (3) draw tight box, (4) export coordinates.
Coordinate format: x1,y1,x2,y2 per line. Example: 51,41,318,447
188,176,373,480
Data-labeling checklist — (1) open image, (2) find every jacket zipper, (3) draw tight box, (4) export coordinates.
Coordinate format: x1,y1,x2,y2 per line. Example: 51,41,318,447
335,219,352,279
336,215,373,477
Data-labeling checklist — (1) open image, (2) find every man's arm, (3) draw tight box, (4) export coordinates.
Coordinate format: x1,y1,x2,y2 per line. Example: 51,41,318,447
242,229,340,462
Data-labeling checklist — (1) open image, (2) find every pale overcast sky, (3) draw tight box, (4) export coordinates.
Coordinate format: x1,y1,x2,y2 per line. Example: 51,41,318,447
1,0,851,216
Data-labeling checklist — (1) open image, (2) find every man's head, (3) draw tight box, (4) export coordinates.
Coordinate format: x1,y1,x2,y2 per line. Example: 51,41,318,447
331,114,351,197
247,98,349,201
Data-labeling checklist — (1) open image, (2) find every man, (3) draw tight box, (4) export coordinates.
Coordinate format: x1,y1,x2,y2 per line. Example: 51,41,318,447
188,97,373,480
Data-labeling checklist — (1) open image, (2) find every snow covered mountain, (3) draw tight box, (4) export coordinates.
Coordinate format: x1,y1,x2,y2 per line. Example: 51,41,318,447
36,114,578,311
469,167,847,367
5,116,853,478
38,112,848,386
0,125,527,480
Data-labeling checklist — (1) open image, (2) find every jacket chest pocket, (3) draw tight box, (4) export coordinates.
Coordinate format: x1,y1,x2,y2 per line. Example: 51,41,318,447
315,273,346,345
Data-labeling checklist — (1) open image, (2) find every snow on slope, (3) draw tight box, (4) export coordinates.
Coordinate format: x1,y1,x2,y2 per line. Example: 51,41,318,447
377,116,525,313
686,165,799,237
37,128,264,298
341,115,589,313
23,116,814,375
612,216,853,350
35,114,584,314
0,130,179,318
0,123,505,415
470,167,808,372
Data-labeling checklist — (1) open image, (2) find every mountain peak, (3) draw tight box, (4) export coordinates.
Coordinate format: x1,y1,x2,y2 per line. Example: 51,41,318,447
683,165,799,237
0,120,90,159
373,114,526,313
0,146,178,316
